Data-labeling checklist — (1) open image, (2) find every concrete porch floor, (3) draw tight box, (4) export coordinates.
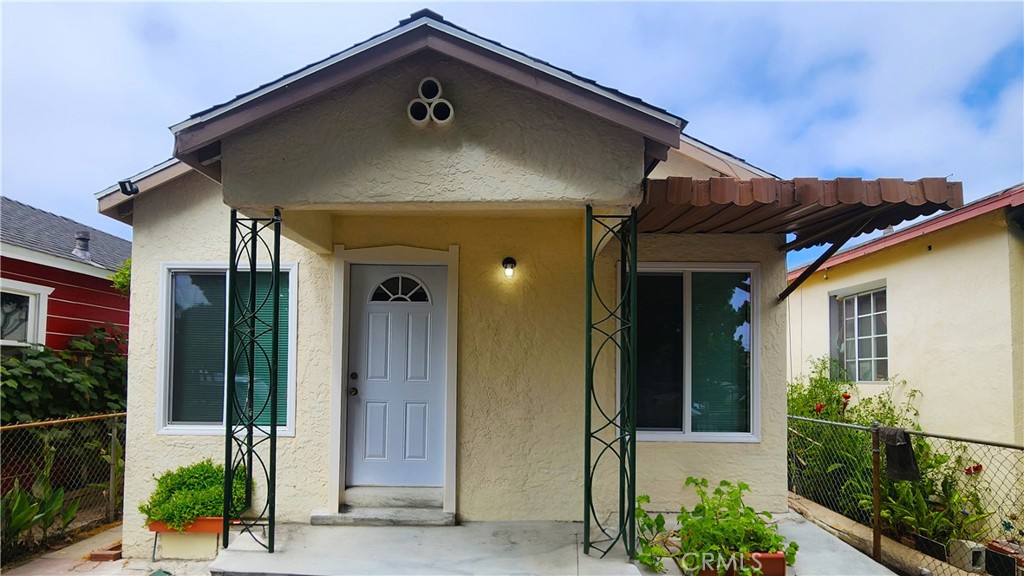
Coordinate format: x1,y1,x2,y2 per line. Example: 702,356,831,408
208,521,638,576
206,513,894,576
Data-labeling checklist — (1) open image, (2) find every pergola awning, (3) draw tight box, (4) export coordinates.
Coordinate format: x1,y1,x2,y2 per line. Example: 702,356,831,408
641,176,964,300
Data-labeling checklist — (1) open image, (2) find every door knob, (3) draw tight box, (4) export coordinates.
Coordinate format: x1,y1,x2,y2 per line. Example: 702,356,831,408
348,387,359,397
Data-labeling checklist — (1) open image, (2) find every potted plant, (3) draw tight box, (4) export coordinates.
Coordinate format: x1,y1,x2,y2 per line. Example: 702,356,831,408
139,459,246,533
636,477,798,575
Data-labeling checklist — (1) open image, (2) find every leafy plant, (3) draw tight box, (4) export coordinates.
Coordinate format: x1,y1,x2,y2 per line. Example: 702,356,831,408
1,480,43,551
29,443,80,541
110,258,131,296
636,478,798,575
139,459,247,531
1,326,127,423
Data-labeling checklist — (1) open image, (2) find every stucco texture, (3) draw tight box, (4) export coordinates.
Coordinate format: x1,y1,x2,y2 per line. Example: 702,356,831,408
220,52,645,210
122,172,335,558
787,210,1024,445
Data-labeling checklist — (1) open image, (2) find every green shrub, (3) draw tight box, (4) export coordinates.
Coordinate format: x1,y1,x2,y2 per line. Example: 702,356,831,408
138,459,247,531
110,258,131,296
788,357,992,546
636,477,798,574
0,326,127,423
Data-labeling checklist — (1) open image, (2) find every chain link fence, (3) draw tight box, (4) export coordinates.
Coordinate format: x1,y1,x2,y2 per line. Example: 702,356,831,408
1,413,125,564
789,415,1024,576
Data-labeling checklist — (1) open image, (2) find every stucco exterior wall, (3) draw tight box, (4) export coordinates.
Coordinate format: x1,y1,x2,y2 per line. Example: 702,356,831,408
613,234,790,514
221,52,645,210
786,211,1022,444
122,172,335,558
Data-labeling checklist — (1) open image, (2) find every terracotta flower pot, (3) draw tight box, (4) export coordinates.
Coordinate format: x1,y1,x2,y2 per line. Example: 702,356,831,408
689,551,787,576
147,516,223,534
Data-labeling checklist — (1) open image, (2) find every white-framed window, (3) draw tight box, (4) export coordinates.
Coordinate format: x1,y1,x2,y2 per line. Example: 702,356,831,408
831,286,888,382
635,263,760,443
0,278,54,347
156,262,298,436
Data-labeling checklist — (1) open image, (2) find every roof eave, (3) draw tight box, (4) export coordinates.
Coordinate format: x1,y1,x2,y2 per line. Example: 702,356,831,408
95,159,192,225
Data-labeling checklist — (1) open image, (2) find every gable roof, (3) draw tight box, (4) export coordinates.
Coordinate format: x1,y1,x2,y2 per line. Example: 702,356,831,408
170,9,685,179
1,196,131,271
787,181,1023,279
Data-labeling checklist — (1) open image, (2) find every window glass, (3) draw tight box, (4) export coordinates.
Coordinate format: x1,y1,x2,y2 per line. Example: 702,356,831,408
169,270,289,427
1,292,31,342
232,272,289,427
636,274,684,430
637,269,754,436
833,288,887,381
691,272,751,433
170,273,227,424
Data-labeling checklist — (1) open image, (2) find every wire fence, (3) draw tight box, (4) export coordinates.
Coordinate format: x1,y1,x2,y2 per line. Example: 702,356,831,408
788,415,1024,576
1,413,125,564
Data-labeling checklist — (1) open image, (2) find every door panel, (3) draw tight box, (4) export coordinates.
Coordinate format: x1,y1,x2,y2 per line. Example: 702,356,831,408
346,265,446,487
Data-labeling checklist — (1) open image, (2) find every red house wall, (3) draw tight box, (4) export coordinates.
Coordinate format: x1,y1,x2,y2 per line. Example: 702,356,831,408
0,256,129,350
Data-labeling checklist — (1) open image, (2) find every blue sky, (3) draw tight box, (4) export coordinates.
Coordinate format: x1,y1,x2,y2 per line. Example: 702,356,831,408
2,2,1022,265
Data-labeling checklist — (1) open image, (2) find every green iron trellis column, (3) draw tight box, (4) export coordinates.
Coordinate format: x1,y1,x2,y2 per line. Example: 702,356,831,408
223,208,280,552
583,205,638,558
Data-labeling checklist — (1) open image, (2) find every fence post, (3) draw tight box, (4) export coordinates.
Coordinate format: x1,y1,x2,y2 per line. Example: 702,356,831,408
107,416,118,523
870,422,882,562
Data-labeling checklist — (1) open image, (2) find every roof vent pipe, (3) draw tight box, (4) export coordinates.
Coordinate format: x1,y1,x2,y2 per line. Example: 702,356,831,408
407,99,430,127
72,231,92,261
430,99,454,125
408,77,453,126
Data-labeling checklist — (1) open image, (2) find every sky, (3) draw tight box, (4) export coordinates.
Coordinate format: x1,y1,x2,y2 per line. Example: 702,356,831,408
2,2,1022,265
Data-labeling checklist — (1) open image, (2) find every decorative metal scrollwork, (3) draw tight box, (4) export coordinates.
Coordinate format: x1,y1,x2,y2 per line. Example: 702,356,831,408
584,205,638,558
223,209,281,552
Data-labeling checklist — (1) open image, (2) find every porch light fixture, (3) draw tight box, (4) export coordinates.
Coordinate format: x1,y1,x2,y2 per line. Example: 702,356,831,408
502,257,517,278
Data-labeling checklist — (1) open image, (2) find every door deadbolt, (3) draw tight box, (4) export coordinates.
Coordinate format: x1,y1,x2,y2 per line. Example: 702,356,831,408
348,387,359,397
349,372,358,380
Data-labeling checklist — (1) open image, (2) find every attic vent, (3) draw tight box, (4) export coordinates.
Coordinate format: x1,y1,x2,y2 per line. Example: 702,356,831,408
407,77,454,127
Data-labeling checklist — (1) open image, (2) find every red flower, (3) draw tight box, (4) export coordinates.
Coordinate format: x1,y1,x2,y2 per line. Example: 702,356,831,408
965,466,975,475
814,403,825,413
972,464,983,473
842,393,852,400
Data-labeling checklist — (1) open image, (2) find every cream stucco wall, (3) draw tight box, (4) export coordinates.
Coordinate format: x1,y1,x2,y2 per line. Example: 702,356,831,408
123,172,791,558
122,171,336,558
787,211,1024,445
221,52,645,210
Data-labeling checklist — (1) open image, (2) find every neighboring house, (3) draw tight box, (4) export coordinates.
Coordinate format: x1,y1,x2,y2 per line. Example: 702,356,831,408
1,196,131,350
787,183,1024,445
95,11,962,560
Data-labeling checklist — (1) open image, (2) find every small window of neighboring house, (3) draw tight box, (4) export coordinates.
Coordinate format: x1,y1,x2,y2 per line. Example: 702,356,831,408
636,265,760,442
832,288,888,382
0,279,53,347
159,264,297,435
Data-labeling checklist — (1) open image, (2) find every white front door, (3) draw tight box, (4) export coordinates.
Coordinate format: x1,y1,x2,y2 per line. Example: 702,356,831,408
346,265,446,487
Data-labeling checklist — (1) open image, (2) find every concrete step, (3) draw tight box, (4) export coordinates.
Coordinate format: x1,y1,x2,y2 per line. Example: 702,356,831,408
310,507,456,526
342,486,443,508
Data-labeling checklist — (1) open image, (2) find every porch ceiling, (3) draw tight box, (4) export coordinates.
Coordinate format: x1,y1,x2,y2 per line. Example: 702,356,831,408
640,176,963,252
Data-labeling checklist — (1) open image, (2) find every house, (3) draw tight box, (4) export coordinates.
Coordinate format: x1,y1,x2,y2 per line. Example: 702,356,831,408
1,196,131,350
95,10,962,561
787,183,1024,445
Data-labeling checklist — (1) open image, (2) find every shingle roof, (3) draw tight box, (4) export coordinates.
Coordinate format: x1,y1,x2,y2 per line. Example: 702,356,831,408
1,196,131,271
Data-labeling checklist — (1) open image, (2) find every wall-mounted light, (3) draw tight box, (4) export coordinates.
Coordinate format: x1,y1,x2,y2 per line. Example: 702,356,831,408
118,179,139,196
502,257,517,278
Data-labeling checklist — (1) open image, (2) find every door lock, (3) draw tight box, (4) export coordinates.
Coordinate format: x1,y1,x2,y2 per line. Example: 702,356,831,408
349,372,358,380
348,387,359,397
